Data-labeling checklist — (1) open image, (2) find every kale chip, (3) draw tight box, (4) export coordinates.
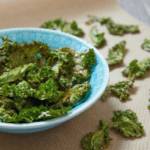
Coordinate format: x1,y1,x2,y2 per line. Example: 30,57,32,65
90,26,106,48
82,120,112,150
105,19,139,35
85,15,110,25
102,78,135,101
40,18,84,37
85,15,139,35
141,39,150,52
122,58,150,78
50,81,91,109
106,41,126,65
111,110,145,137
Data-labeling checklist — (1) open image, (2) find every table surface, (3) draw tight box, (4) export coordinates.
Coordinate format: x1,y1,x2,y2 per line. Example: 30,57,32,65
118,0,150,27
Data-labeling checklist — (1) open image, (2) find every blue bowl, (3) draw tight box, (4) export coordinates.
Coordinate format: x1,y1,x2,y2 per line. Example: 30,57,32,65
0,28,109,133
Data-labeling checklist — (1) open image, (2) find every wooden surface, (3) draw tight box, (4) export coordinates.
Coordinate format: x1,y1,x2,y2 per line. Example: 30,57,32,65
118,0,150,27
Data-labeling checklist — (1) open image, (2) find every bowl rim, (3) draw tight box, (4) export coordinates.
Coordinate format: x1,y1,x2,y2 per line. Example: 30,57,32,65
0,28,109,130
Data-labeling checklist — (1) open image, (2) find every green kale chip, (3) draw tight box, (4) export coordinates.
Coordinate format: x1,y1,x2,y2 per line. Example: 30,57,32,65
13,97,34,111
102,78,135,101
0,37,51,70
141,39,150,52
81,49,96,70
105,19,139,35
0,81,34,98
34,78,61,102
40,18,84,37
85,15,110,25
90,26,106,48
14,80,35,98
85,15,139,35
148,99,150,110
82,120,112,150
0,97,15,115
68,48,96,84
2,105,72,123
106,41,126,65
62,81,91,104
72,65,90,83
0,63,35,85
122,58,150,78
111,110,145,137
0,36,21,57
50,81,91,109
59,75,73,90
0,84,15,97
26,64,56,87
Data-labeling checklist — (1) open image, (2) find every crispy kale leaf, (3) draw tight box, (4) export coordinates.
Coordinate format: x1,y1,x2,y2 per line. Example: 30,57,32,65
102,78,135,101
141,39,150,52
111,110,145,137
85,15,139,35
105,19,139,35
26,64,56,87
40,18,84,37
50,81,91,109
72,65,90,84
0,97,15,115
122,58,150,78
90,26,106,48
0,37,51,70
13,97,34,111
148,99,150,110
85,15,110,25
82,120,112,150
0,63,35,85
106,41,126,65
71,48,96,84
0,80,34,98
14,80,35,98
62,81,91,104
81,49,96,70
1,105,72,123
34,78,64,102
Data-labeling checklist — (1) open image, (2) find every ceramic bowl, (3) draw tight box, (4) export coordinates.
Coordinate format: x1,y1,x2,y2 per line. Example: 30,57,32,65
0,28,109,133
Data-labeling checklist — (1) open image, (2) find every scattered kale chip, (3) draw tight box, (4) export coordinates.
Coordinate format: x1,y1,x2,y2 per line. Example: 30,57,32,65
111,110,145,137
90,26,106,48
85,15,110,25
141,39,150,52
122,58,150,78
82,110,145,149
82,120,112,150
105,19,139,35
106,41,126,65
102,77,135,101
148,99,150,110
40,18,84,37
86,15,139,35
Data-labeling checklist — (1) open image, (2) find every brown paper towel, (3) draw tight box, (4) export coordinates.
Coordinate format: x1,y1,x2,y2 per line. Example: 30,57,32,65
0,0,150,149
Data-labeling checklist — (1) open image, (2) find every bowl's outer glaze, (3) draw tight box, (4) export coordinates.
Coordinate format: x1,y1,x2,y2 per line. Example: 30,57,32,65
0,28,109,133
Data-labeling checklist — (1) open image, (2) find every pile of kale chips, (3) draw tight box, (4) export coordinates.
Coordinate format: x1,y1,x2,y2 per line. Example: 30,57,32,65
0,37,96,123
